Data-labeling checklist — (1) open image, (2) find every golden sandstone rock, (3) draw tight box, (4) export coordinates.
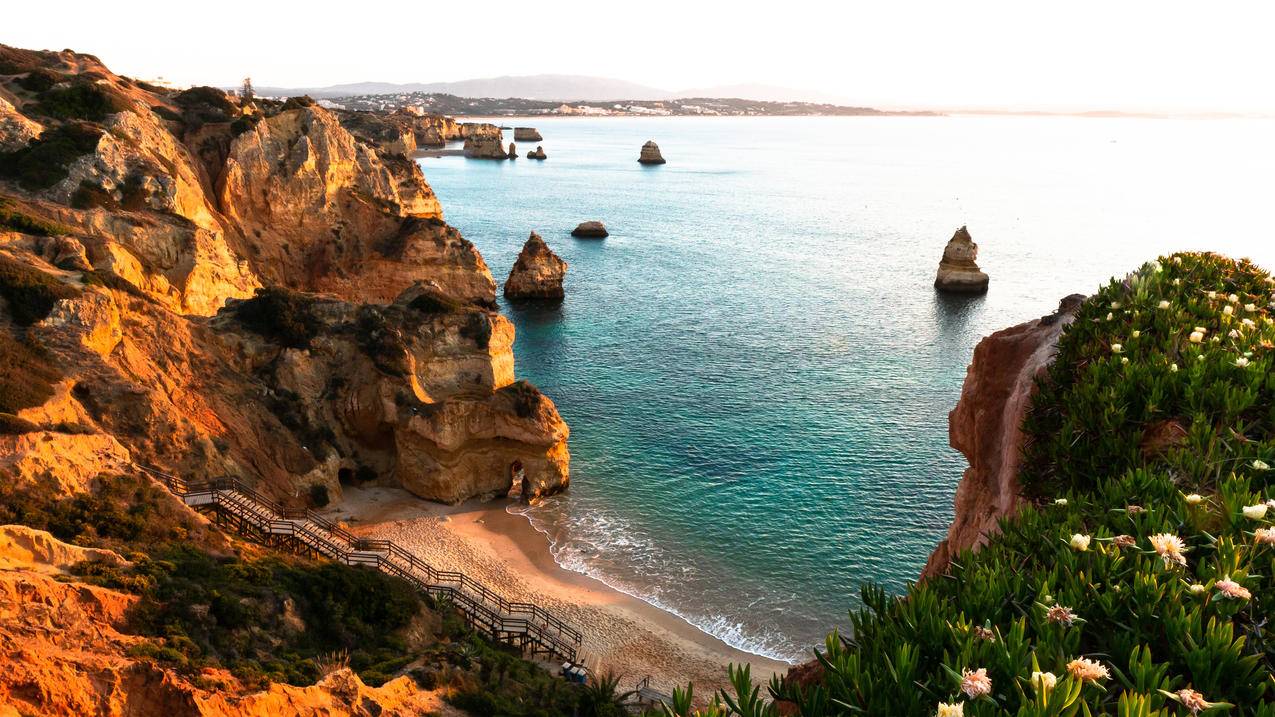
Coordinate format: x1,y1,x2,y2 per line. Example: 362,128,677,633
934,225,990,293
504,232,567,300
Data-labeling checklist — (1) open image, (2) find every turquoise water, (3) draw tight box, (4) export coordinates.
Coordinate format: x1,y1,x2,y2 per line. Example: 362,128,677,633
418,116,1275,661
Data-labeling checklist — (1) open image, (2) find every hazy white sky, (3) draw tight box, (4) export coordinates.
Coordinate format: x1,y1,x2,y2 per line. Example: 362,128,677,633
6,0,1275,113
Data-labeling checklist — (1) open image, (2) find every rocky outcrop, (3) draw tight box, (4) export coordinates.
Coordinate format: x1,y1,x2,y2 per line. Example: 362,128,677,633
0,96,41,151
571,221,608,238
504,232,567,300
0,527,452,716
0,44,569,507
934,226,989,293
919,294,1084,580
638,140,666,165
514,127,543,142
507,142,518,159
527,146,547,160
463,135,510,160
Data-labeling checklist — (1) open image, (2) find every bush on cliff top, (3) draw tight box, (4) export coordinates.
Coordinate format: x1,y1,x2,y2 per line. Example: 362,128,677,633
665,253,1275,717
0,254,79,325
0,198,72,236
0,121,104,190
29,80,130,121
232,287,323,349
0,331,60,413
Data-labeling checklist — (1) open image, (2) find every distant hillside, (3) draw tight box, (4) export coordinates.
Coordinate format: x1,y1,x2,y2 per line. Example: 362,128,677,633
249,74,840,104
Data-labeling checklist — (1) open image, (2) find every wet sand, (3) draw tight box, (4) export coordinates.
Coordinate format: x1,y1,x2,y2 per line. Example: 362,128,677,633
324,486,792,694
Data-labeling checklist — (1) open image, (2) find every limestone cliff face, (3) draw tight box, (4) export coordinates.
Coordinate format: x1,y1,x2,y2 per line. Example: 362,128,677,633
0,526,453,716
919,294,1084,580
934,226,989,293
0,44,569,507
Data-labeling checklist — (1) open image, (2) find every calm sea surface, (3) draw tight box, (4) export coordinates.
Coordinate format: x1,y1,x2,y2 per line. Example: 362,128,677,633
418,115,1275,662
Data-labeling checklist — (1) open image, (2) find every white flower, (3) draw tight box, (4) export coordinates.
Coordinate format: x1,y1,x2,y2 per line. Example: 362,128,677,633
1111,343,1123,353
1031,671,1057,693
1173,278,1182,285
1245,303,1256,312
1236,357,1250,368
1132,330,1141,338
1121,357,1129,365
1184,493,1203,505
1054,498,1068,506
1254,459,1270,470
1189,331,1204,343
1229,329,1241,338
1215,577,1251,600
1070,534,1091,551
1169,363,1178,372
1242,318,1256,328
1242,503,1267,520
1067,658,1110,683
1255,527,1275,546
1223,305,1234,316
1207,291,1217,300
1188,583,1207,595
1111,301,1122,309
1158,300,1171,309
1149,533,1188,567
1228,293,1240,303
1106,312,1114,321
936,703,964,717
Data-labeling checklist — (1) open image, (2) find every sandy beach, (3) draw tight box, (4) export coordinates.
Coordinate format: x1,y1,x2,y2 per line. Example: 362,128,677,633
323,486,793,694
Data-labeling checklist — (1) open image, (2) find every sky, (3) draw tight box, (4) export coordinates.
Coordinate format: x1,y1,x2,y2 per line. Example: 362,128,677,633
5,0,1275,113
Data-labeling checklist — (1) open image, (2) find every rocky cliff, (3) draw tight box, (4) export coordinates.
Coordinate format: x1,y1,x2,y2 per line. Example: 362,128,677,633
919,294,1083,580
0,43,569,507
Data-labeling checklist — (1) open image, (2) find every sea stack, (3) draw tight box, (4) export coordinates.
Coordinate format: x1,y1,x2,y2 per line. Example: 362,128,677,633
934,226,989,293
528,146,547,160
463,136,511,159
505,232,568,300
571,221,608,239
514,127,543,142
638,140,666,165
508,142,518,159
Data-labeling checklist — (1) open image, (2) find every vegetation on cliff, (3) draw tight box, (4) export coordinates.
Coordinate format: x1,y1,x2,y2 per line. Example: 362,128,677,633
664,253,1275,716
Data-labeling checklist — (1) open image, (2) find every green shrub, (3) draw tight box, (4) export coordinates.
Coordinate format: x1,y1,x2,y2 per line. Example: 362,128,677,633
0,255,79,325
0,121,104,190
232,287,322,349
70,180,119,210
0,412,39,434
0,331,61,413
15,68,61,93
0,198,72,236
31,80,130,121
675,253,1275,716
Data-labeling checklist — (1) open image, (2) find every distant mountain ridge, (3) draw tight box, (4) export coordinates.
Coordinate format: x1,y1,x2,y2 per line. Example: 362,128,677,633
248,74,842,103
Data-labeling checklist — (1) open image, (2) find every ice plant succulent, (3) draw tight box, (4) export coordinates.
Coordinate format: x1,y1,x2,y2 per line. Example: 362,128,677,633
1214,577,1251,600
1149,533,1187,567
1066,658,1110,684
960,668,992,699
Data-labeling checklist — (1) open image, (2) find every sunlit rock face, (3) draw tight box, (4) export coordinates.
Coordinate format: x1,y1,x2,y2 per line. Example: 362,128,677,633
934,226,989,293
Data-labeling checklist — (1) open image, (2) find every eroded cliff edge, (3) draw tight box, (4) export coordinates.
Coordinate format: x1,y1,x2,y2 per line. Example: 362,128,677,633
920,294,1084,580
0,44,568,507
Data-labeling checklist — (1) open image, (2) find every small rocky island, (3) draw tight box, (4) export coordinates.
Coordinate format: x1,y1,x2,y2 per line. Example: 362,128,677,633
571,221,609,238
527,146,547,160
934,226,989,293
505,232,568,299
463,135,511,159
514,127,543,142
638,140,666,164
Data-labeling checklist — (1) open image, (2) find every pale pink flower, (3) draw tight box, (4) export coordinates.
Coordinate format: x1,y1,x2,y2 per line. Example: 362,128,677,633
1214,577,1251,600
1175,688,1212,714
1046,605,1078,626
960,667,992,698
1254,527,1275,546
1066,658,1110,683
972,626,996,642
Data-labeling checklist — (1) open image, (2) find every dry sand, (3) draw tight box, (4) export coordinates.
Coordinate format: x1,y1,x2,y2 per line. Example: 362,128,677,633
324,486,793,695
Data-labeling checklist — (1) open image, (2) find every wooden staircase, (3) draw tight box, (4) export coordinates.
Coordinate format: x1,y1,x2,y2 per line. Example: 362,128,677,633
137,465,582,663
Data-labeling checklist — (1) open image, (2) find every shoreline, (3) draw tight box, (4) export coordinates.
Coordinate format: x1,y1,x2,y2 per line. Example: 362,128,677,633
324,485,792,694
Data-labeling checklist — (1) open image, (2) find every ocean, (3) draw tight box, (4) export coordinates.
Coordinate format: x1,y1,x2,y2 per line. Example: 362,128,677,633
417,115,1275,662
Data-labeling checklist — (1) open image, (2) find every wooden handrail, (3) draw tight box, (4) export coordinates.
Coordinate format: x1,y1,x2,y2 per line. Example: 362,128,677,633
135,464,582,662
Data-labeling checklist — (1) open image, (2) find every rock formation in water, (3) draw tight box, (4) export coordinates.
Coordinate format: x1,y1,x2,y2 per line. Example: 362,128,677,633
0,43,568,507
571,221,609,238
919,293,1084,580
507,141,518,159
514,127,543,142
527,146,547,160
934,226,989,293
638,140,666,164
504,232,567,300
462,135,510,159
